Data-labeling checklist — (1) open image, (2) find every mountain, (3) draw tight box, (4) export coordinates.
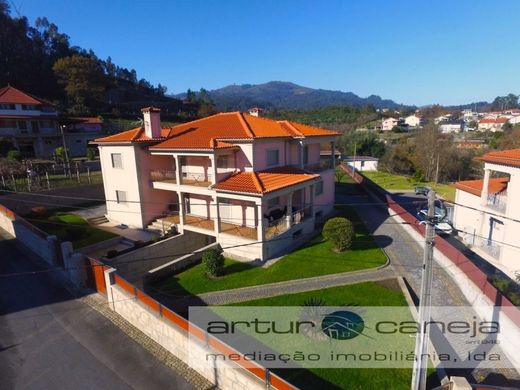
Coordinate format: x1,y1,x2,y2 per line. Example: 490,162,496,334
176,81,405,111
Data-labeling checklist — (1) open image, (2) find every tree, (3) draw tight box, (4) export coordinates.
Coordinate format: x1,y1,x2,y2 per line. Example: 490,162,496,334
53,54,106,114
414,123,453,183
322,217,354,252
202,248,224,277
340,131,386,158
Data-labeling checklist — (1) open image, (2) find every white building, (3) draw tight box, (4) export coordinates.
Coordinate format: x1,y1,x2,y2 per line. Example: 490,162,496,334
478,117,508,132
94,108,339,262
439,121,464,133
453,149,520,278
343,156,378,171
381,117,399,131
404,114,421,128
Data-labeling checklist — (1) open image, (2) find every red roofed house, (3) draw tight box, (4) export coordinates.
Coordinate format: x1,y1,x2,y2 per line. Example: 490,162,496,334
0,85,60,157
477,116,509,132
93,108,339,261
452,149,520,277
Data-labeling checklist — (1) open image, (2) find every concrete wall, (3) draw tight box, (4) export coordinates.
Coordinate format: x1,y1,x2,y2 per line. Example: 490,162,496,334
106,231,214,284
253,139,287,170
107,281,271,390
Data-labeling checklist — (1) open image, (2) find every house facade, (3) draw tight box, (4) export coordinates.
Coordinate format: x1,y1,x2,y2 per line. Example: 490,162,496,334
452,149,520,277
478,117,508,131
94,108,339,261
0,85,61,157
439,120,464,133
381,117,399,131
404,114,421,128
343,156,378,171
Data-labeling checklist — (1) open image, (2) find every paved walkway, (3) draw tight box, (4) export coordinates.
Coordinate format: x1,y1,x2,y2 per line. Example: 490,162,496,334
165,265,394,311
336,182,520,386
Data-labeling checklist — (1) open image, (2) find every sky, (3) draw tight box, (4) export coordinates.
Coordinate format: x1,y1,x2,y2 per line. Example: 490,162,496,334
10,0,520,106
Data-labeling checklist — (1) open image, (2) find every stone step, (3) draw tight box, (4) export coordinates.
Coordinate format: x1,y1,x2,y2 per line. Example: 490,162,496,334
88,215,109,225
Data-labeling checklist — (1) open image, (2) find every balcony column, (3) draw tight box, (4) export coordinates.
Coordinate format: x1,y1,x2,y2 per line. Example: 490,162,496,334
178,191,185,224
210,155,217,185
256,202,265,242
299,140,304,169
309,184,315,217
174,155,181,184
214,197,221,235
481,168,491,206
285,192,293,228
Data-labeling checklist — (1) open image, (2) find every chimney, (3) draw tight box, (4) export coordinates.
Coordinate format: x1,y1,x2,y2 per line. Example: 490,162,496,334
141,107,162,138
248,107,263,117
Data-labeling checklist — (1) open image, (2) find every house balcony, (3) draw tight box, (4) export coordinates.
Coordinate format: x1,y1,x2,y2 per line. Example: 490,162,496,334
181,171,212,187
150,169,177,184
220,221,258,240
486,194,507,213
479,238,501,259
264,205,313,239
184,214,215,231
304,159,333,172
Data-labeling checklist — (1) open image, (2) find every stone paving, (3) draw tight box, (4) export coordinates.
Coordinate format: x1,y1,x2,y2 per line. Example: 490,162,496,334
165,265,394,311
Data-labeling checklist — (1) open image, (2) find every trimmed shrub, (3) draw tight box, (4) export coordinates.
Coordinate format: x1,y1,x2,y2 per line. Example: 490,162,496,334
322,217,354,252
202,248,224,278
7,149,22,161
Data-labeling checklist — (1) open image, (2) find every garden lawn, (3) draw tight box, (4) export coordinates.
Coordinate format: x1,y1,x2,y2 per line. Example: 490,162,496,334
29,211,117,249
226,281,435,390
154,207,387,296
362,171,455,202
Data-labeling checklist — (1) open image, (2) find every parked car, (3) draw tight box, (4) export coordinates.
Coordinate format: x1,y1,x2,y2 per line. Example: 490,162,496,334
414,186,432,196
416,210,453,236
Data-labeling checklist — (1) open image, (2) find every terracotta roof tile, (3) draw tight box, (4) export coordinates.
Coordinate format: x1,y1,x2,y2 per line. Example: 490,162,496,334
0,85,54,106
93,127,171,143
454,177,509,197
475,149,520,167
215,166,318,195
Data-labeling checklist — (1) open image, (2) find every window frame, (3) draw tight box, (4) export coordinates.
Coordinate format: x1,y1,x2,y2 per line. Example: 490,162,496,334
315,180,324,196
266,149,279,167
111,153,123,169
116,190,127,204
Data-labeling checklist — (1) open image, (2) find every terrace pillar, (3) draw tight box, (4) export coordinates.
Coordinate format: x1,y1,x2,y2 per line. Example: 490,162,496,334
299,140,304,169
210,155,217,185
214,197,220,235
174,155,181,184
178,191,185,224
330,140,336,170
481,168,491,206
256,203,265,242
286,192,293,228
309,184,315,217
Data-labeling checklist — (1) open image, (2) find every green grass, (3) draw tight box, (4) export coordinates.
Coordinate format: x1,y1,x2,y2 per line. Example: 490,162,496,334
154,207,387,296
226,281,435,390
362,171,456,202
30,211,117,249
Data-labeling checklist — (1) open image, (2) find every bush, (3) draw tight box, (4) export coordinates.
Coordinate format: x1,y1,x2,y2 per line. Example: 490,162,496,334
86,147,96,160
322,217,354,252
202,248,224,278
64,225,87,241
7,149,22,161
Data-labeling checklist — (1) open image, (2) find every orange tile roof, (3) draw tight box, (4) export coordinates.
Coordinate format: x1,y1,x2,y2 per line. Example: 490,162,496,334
95,111,340,148
479,117,509,124
0,85,54,106
215,166,319,195
93,127,172,143
475,149,520,167
454,177,509,197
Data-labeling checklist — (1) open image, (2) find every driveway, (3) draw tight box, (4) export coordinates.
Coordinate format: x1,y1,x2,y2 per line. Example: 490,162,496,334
0,231,195,390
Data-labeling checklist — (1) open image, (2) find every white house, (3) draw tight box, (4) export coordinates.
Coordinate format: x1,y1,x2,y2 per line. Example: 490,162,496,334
452,149,520,278
439,120,464,133
404,114,421,128
478,117,508,131
508,115,520,125
381,117,399,131
94,108,339,262
343,156,378,171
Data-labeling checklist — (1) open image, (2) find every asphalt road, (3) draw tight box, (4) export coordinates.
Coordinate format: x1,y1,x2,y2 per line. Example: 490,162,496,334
0,232,194,390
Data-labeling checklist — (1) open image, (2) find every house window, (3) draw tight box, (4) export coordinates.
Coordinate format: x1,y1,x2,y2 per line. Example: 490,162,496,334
217,156,229,169
266,149,279,167
315,180,324,195
22,104,36,110
267,197,279,209
0,119,16,128
116,190,127,204
111,153,123,168
0,104,15,110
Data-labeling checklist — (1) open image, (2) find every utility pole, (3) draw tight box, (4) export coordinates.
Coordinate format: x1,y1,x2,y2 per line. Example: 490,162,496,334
353,142,357,171
411,190,436,390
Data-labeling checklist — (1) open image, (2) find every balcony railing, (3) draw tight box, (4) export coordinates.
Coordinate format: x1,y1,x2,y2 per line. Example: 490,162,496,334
150,170,177,184
220,221,257,240
184,214,215,231
264,206,313,239
486,193,507,213
303,159,333,172
480,238,501,259
181,171,212,187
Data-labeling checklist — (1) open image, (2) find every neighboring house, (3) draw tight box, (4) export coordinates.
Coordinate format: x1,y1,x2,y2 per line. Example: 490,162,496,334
434,114,451,124
508,115,520,125
454,139,485,150
404,114,421,128
381,117,399,131
461,109,478,123
0,85,60,157
0,85,103,158
452,149,520,277
93,108,339,262
439,120,465,133
343,156,378,171
478,117,508,131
